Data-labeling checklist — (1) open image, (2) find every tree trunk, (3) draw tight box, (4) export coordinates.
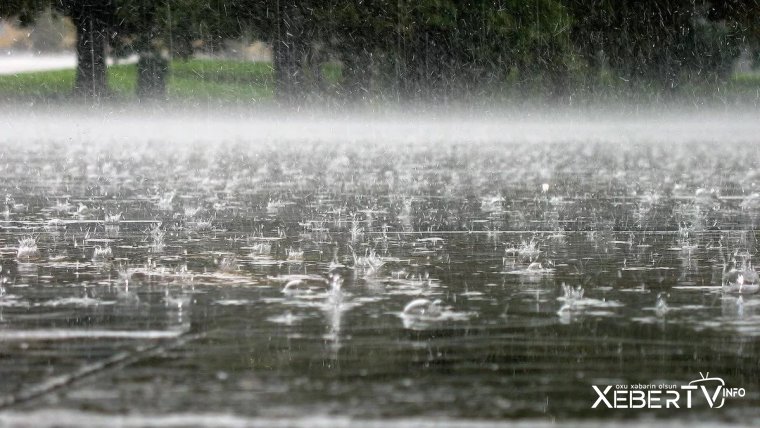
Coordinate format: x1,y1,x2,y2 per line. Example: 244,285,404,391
137,50,168,101
342,46,371,101
547,43,569,101
273,1,304,104
72,8,109,99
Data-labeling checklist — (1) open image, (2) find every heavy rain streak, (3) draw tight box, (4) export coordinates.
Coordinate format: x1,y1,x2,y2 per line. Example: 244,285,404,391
1,1,760,427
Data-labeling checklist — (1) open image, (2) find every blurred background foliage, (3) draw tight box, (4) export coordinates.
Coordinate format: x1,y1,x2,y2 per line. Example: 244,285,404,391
0,0,759,104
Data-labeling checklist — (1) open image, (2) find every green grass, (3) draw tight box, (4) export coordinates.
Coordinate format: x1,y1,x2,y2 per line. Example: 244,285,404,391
0,58,277,103
170,59,274,101
108,63,137,97
0,57,758,105
171,58,274,86
0,68,77,99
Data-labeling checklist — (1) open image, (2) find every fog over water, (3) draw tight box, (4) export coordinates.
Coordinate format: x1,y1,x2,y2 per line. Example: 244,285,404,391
3,107,760,145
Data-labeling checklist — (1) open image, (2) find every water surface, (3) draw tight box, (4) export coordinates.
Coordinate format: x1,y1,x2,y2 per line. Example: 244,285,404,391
1,113,759,425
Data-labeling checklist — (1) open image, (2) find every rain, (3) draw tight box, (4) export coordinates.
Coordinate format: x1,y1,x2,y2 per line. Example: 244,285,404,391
1,1,760,427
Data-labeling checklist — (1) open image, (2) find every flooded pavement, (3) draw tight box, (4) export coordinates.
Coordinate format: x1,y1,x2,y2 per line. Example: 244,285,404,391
1,113,760,426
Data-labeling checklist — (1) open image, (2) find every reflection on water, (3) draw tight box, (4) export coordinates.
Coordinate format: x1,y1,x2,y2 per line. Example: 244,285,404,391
1,125,760,423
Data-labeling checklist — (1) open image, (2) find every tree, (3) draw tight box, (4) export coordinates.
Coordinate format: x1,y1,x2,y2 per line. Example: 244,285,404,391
2,0,115,99
110,0,171,100
0,0,48,26
566,0,748,93
59,1,116,98
309,0,574,102
4,0,757,102
219,0,319,103
708,0,760,71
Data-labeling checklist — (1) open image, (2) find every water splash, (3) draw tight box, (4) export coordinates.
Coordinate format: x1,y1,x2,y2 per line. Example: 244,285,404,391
16,237,39,261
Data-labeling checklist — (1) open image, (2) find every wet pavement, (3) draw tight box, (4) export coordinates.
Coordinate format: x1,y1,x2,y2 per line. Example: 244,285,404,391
1,114,760,425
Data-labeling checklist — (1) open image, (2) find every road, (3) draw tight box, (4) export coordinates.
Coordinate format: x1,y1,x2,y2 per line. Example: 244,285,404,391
0,51,136,75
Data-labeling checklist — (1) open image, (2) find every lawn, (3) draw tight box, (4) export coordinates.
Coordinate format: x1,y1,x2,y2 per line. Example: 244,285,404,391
0,58,277,103
0,57,758,105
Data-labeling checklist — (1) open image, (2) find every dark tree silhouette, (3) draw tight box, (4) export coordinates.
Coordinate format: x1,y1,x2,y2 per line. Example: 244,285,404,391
1,0,115,98
60,0,116,98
